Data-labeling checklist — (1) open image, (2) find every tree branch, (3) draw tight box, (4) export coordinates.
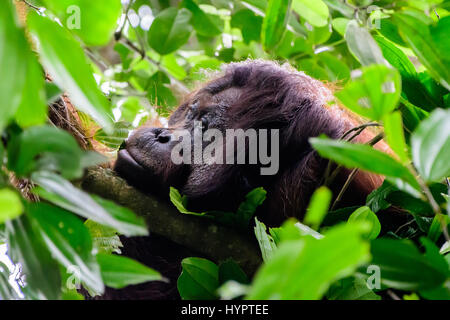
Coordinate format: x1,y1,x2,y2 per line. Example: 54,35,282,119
81,167,263,275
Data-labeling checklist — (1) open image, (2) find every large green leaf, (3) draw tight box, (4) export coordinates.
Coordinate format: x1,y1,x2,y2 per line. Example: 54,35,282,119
335,64,401,121
27,202,104,294
0,189,23,224
310,136,420,190
246,223,370,299
0,1,30,132
42,0,122,46
261,0,292,50
177,257,219,300
6,215,61,300
27,12,114,133
345,20,386,67
394,12,450,91
148,8,193,55
369,238,449,291
292,0,329,27
181,0,223,37
97,253,163,289
374,35,442,112
7,126,83,179
31,171,148,236
327,277,381,300
231,9,263,44
411,108,450,182
322,0,353,18
15,53,48,128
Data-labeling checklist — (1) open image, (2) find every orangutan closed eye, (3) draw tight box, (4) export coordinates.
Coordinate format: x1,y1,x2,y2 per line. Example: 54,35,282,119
115,60,387,226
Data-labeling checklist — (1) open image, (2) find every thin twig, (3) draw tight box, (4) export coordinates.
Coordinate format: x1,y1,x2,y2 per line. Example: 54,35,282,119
21,0,40,11
328,132,384,210
387,290,401,300
330,168,359,211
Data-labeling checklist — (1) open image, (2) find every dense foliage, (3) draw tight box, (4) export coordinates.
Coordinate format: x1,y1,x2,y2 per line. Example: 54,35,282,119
0,0,449,300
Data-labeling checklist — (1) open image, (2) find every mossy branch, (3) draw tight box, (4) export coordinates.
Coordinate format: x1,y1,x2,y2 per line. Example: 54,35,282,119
81,167,262,275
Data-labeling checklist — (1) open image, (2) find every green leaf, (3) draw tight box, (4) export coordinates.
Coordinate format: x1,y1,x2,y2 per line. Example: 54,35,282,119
411,108,450,182
261,0,292,50
31,171,148,237
310,136,420,190
254,217,278,262
7,126,83,179
42,0,122,46
246,223,370,299
0,189,23,224
177,257,219,300
61,290,84,300
218,259,249,285
181,0,223,37
231,9,263,44
27,12,114,133
170,187,265,228
420,283,450,300
332,17,350,37
378,18,407,47
322,0,353,18
366,180,394,213
431,16,450,61
369,238,449,291
335,64,401,121
6,215,61,300
317,52,351,82
148,8,193,55
304,186,332,230
292,0,329,27
44,82,63,104
235,187,267,225
162,54,187,81
427,214,450,242
27,202,103,294
84,220,123,254
94,121,132,149
394,12,450,91
0,1,29,132
119,98,143,123
15,53,48,128
383,111,409,164
97,253,163,289
271,219,324,243
348,206,381,240
0,262,20,300
374,35,441,112
345,20,386,66
374,35,416,79
327,276,381,300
